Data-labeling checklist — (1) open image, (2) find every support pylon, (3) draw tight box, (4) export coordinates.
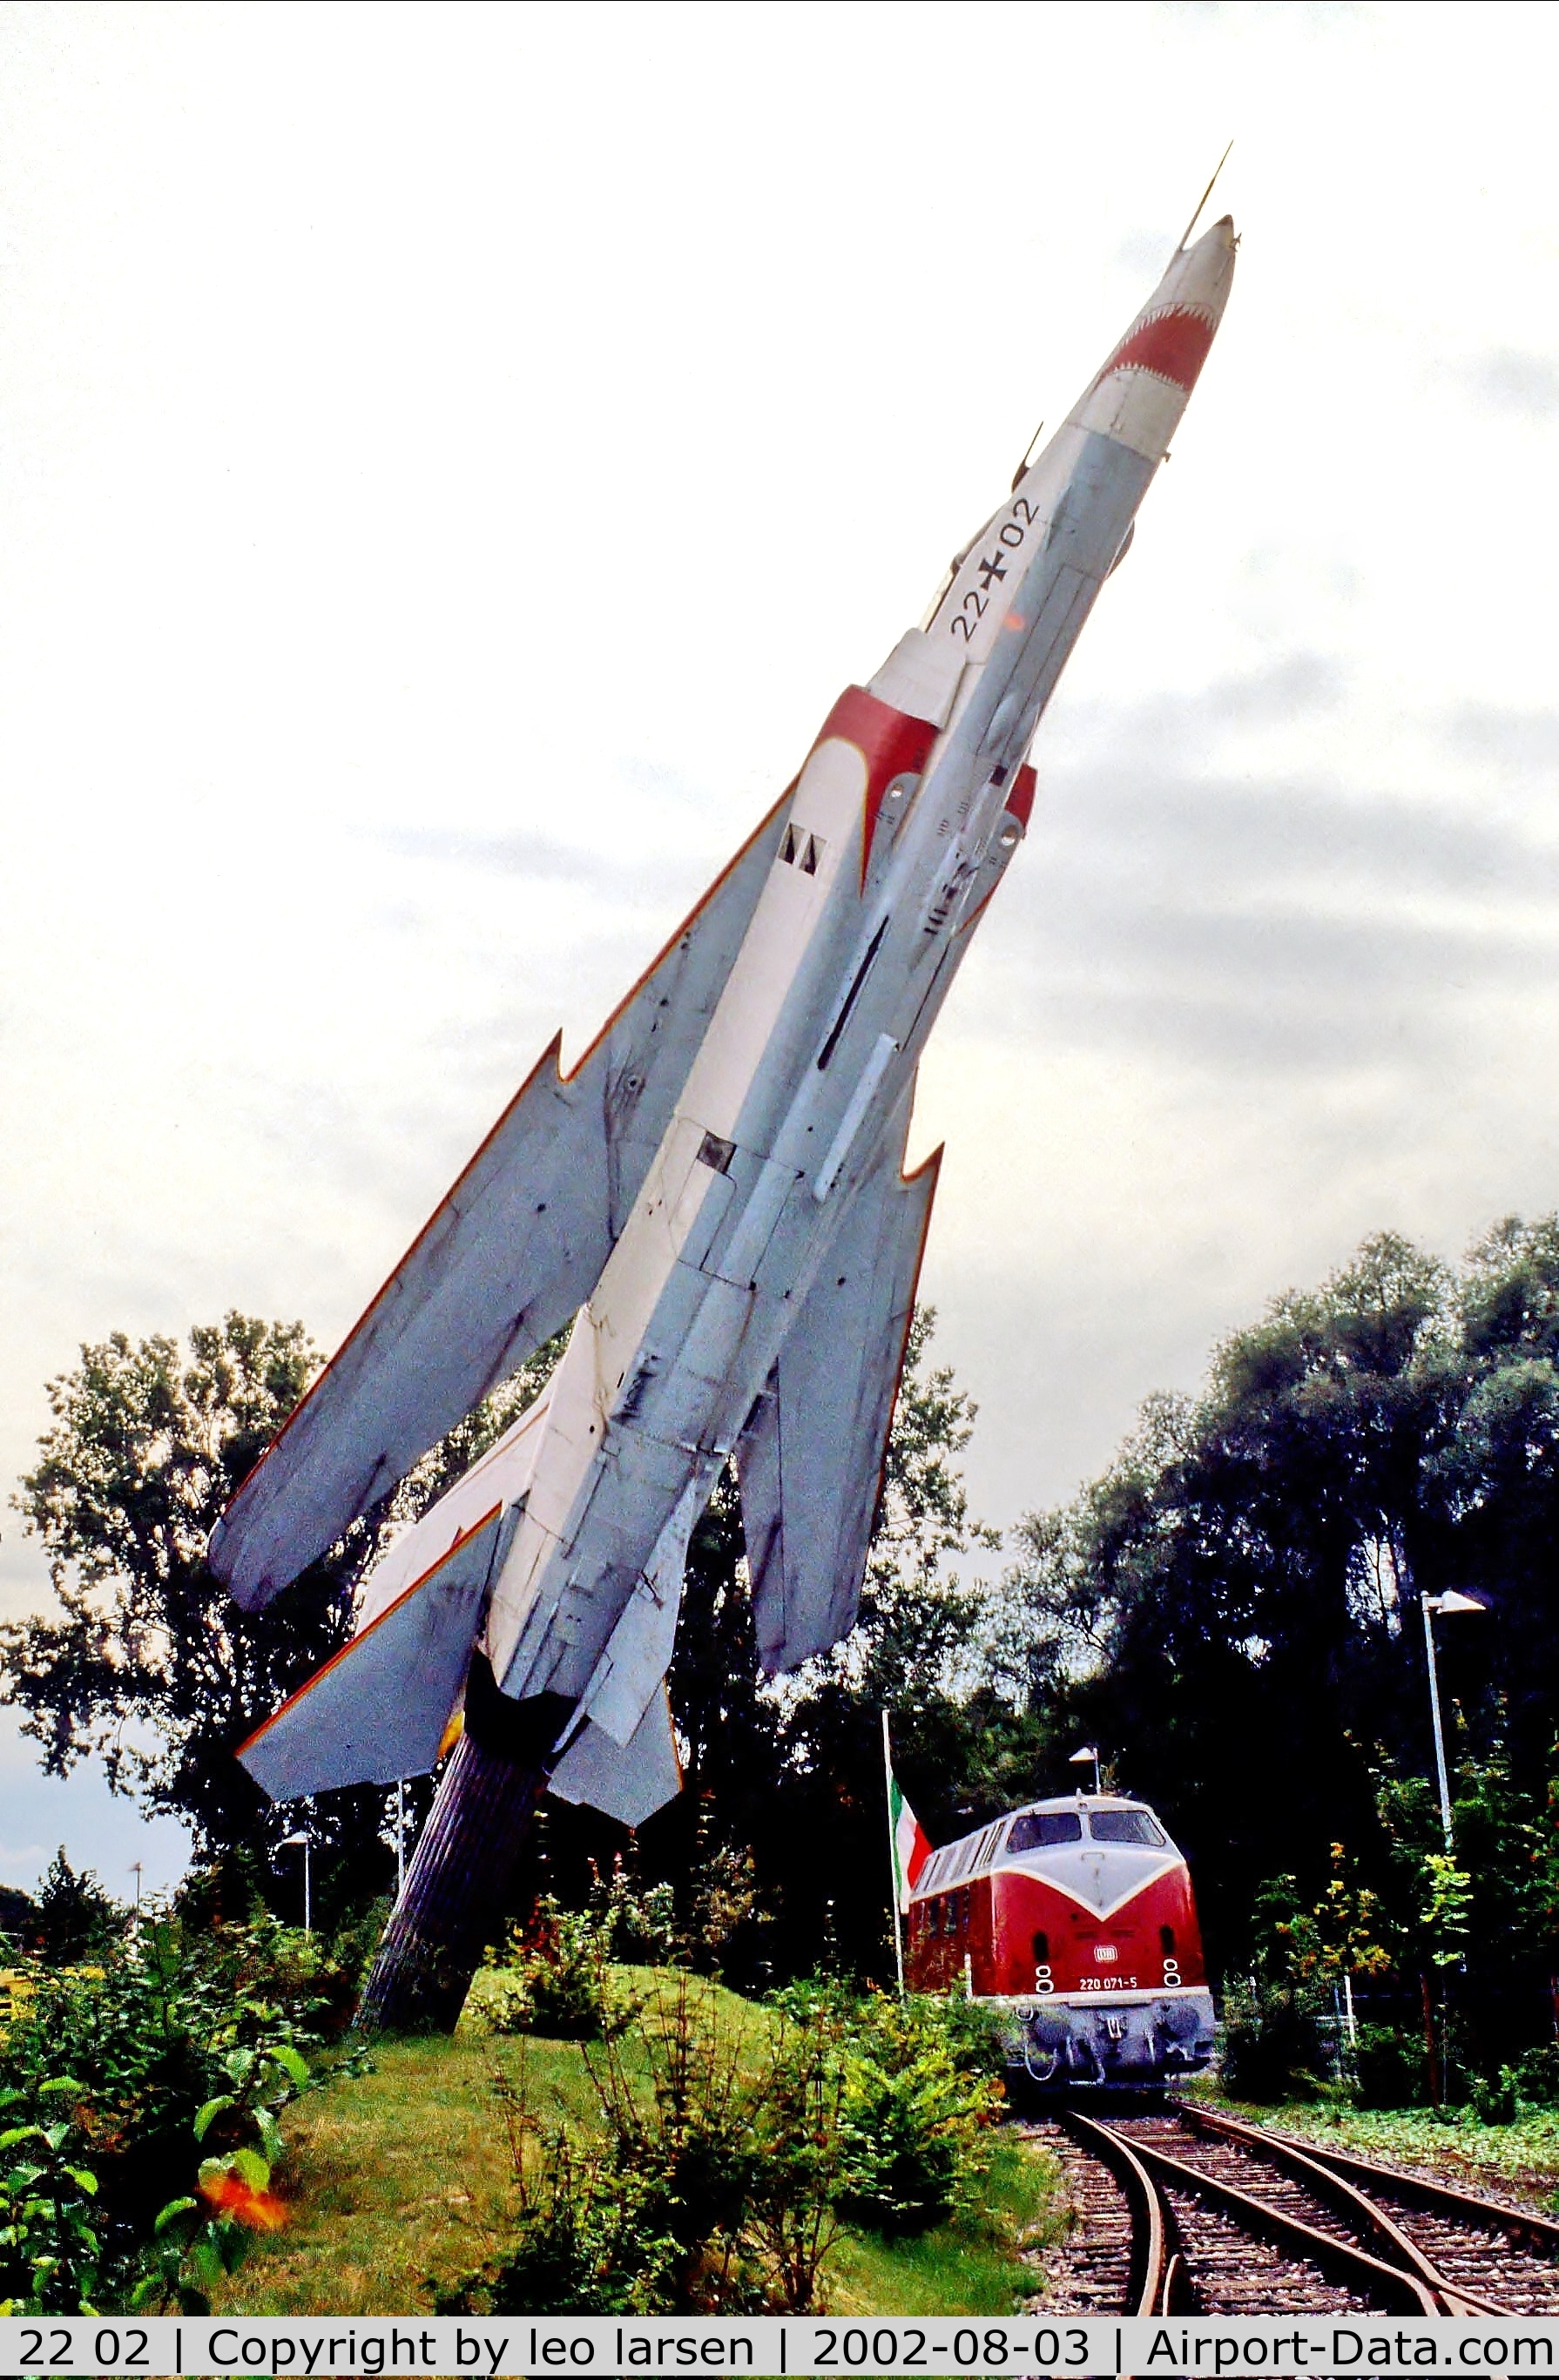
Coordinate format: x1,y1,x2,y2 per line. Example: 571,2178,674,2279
357,1661,571,2033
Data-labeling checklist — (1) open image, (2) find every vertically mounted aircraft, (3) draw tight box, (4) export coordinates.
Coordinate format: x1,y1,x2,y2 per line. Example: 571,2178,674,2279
210,210,1238,2030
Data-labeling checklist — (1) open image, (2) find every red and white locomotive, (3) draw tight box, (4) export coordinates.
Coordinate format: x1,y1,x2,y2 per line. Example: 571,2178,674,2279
905,1793,1216,2089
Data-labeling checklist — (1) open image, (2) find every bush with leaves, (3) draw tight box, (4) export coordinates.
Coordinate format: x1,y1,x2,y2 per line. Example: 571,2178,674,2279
134,2143,292,2314
481,1895,635,2043
0,1911,354,2309
0,2077,106,2313
452,1978,1002,2315
447,1986,767,2314
450,1979,871,2314
435,2085,682,2316
1350,2019,1430,2111
1215,1875,1338,2103
829,1994,1002,2237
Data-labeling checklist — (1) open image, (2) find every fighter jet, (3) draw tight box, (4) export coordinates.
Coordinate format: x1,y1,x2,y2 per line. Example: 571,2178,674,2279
211,212,1237,2028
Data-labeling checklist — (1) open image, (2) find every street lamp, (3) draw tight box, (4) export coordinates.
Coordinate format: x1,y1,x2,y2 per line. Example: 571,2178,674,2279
128,1861,143,1914
1421,1591,1488,1852
280,1831,312,1934
1070,1743,1103,1796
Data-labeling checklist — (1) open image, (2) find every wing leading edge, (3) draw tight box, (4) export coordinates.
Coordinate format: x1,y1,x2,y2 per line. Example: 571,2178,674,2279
211,792,792,1611
735,1089,939,1673
236,1507,503,1799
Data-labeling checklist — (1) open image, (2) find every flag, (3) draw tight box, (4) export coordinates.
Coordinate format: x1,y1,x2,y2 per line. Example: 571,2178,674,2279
887,1762,931,1914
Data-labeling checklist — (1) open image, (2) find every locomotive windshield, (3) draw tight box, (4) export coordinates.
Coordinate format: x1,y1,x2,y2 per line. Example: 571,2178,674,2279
1006,1810,1083,1849
1089,1809,1165,1845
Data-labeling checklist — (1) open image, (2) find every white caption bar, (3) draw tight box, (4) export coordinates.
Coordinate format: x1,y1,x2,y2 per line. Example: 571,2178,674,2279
3,2317,1559,2377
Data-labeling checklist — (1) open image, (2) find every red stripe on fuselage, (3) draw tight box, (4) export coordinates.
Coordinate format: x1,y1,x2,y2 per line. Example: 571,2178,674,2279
1097,304,1216,394
810,685,941,887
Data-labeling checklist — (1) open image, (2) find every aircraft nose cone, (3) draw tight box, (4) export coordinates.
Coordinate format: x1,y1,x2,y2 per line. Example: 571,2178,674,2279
1161,211,1238,324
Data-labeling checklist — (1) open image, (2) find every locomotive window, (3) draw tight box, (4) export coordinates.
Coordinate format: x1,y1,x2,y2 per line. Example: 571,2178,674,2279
1089,1809,1166,1845
1031,1930,1049,1963
1007,1810,1083,1850
1160,1924,1176,1954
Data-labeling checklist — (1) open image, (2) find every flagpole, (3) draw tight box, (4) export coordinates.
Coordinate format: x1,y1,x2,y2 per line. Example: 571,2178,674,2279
882,1709,906,1999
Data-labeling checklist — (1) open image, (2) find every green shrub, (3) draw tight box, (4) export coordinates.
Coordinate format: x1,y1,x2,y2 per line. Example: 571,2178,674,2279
449,1980,1002,2315
1219,1974,1331,2103
0,2079,106,2313
1350,2019,1430,2111
768,1985,1002,2240
445,1991,768,2314
481,1897,636,2041
1469,2066,1520,2126
0,1912,357,2309
834,1999,1002,2238
450,2128,680,2316
1510,2044,1559,2107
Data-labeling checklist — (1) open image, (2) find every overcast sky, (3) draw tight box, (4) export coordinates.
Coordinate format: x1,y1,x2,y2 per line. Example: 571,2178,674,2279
4,0,1559,1893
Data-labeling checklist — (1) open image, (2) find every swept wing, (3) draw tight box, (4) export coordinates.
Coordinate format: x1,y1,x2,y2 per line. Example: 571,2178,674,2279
735,1089,939,1671
236,1508,503,1798
211,793,791,1609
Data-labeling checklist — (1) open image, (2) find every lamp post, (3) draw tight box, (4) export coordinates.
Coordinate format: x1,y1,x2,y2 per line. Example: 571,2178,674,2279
281,1831,312,1934
1421,1591,1488,1852
1070,1743,1103,1796
128,1861,143,1914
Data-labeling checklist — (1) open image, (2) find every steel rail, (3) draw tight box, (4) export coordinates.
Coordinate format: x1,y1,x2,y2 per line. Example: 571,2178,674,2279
1061,2107,1178,2314
1099,2117,1440,2313
1247,2116,1559,2255
1174,2102,1498,2316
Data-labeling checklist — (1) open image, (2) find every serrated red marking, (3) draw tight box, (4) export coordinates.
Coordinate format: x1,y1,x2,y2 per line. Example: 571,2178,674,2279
1098,304,1217,394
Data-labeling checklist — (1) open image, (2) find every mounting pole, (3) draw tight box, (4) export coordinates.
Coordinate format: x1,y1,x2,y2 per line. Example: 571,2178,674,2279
882,1710,907,1999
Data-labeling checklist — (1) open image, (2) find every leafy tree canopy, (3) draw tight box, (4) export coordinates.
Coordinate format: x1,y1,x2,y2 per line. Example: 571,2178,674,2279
2,1311,558,1893
1002,1220,1559,1992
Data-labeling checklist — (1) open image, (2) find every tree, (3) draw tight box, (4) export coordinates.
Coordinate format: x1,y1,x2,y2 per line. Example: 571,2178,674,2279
1001,1219,1559,2060
29,1849,128,1965
3,1312,563,1904
3,1315,375,1883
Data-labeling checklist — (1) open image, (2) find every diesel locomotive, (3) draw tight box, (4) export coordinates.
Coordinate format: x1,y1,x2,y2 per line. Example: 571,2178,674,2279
905,1792,1216,2089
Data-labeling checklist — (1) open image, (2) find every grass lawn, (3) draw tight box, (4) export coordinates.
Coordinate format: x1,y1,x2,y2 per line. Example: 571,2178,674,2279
1203,2089,1559,2206
219,1973,1065,2316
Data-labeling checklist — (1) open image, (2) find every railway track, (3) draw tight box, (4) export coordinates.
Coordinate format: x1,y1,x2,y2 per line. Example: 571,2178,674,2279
1025,2101,1559,2316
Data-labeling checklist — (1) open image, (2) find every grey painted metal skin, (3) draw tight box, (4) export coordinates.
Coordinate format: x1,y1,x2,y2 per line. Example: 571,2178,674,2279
1016,1987,1218,2089
219,218,1237,1834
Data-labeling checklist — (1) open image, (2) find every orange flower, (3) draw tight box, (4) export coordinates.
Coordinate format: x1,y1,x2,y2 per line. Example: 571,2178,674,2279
199,2169,287,2231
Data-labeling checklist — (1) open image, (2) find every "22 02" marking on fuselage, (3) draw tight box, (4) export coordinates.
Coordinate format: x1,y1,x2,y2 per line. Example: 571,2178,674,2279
947,495,1043,644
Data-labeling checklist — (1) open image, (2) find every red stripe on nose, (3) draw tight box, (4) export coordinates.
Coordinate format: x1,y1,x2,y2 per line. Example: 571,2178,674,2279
1098,305,1216,394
